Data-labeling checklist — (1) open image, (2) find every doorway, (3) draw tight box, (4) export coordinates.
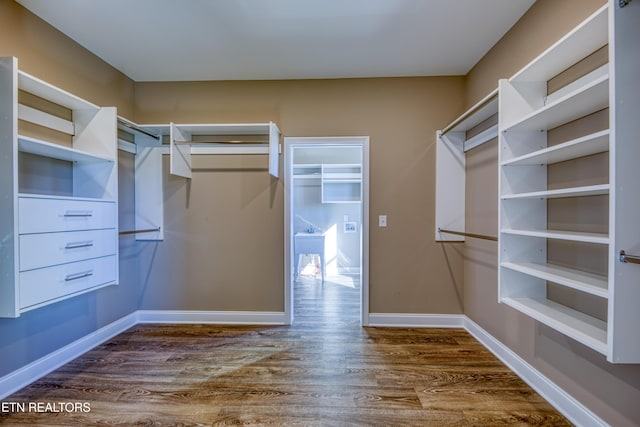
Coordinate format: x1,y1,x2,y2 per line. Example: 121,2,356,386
284,137,369,325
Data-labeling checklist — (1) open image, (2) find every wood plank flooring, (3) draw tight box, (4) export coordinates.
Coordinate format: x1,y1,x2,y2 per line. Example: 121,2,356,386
1,275,570,426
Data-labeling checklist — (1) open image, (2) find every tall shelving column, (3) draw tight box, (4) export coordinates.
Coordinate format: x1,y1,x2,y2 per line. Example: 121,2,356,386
498,1,640,363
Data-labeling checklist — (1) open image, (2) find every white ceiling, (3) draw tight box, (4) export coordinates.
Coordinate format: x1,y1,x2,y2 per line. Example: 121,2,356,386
17,0,535,82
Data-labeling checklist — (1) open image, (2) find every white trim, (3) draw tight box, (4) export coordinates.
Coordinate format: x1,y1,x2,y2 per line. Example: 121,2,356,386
464,317,608,427
136,310,286,325
283,136,370,326
0,312,138,400
368,313,465,328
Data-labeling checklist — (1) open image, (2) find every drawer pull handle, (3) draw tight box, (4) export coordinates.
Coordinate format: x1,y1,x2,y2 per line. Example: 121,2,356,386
63,211,93,218
65,271,93,281
65,241,94,250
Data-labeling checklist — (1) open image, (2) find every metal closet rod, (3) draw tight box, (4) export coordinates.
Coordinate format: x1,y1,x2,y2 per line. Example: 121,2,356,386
119,227,161,236
438,228,498,242
118,120,160,140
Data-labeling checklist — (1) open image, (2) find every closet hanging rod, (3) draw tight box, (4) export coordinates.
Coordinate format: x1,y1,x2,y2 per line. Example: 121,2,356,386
173,141,267,145
118,121,160,140
441,88,498,136
119,227,161,236
438,228,498,242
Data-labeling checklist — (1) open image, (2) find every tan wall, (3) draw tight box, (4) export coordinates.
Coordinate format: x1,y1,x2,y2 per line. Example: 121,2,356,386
464,1,640,425
134,77,465,313
0,0,134,116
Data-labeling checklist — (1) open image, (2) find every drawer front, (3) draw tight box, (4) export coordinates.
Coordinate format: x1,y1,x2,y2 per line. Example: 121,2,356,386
20,255,117,310
19,229,116,271
19,197,116,234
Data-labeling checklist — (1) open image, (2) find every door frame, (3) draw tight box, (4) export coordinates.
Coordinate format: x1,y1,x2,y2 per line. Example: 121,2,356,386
283,136,370,325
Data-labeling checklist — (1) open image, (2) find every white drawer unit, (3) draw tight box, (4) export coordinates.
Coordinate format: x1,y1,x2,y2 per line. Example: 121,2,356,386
19,229,116,272
18,196,117,234
0,56,119,317
19,255,117,311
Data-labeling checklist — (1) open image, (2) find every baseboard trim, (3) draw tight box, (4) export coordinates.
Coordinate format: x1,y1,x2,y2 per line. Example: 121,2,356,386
0,312,138,400
463,317,607,427
368,313,465,328
136,310,286,325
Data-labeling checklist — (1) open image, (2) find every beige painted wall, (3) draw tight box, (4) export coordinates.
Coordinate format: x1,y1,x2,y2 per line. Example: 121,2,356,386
134,77,466,313
0,0,134,116
463,1,640,425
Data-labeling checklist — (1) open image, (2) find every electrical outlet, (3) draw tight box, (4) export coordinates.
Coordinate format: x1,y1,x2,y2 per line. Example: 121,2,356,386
379,215,387,227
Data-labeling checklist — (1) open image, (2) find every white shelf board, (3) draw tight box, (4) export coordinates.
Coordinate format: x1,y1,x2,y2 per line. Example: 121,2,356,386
502,130,609,166
173,123,273,135
18,135,113,163
501,261,608,298
501,228,609,244
293,174,321,180
442,88,498,134
323,173,362,180
510,4,608,83
18,193,116,203
504,73,609,132
501,297,607,354
501,184,609,200
464,124,498,152
18,71,98,111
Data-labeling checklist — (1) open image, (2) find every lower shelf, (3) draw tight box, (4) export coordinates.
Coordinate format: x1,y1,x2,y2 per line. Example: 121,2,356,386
501,296,607,354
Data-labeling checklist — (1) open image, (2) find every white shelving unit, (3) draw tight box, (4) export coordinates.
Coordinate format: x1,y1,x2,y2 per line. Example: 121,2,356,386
0,56,119,317
435,89,498,241
293,163,362,203
321,164,362,203
142,122,281,179
498,2,640,363
117,117,164,241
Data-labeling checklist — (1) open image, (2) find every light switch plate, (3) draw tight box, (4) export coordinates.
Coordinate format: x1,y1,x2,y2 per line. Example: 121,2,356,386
379,215,387,227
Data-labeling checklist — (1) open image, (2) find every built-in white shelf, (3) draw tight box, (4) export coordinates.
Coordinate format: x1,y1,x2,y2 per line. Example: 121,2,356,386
18,70,98,111
141,122,281,178
1,56,119,318
501,261,608,298
501,297,607,354
501,184,609,200
501,130,609,166
503,72,609,132
18,135,113,163
510,5,608,83
501,228,609,245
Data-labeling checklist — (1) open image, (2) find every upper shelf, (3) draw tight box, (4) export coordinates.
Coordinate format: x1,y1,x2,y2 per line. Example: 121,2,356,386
18,135,113,163
503,71,609,132
510,4,608,83
502,130,609,166
18,70,98,112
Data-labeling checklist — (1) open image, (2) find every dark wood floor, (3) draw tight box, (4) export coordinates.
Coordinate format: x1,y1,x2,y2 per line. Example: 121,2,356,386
1,275,570,426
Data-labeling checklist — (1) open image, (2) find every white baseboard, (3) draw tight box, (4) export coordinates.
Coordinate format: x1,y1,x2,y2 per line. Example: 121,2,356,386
368,313,465,328
464,317,607,427
136,310,286,325
0,312,138,400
